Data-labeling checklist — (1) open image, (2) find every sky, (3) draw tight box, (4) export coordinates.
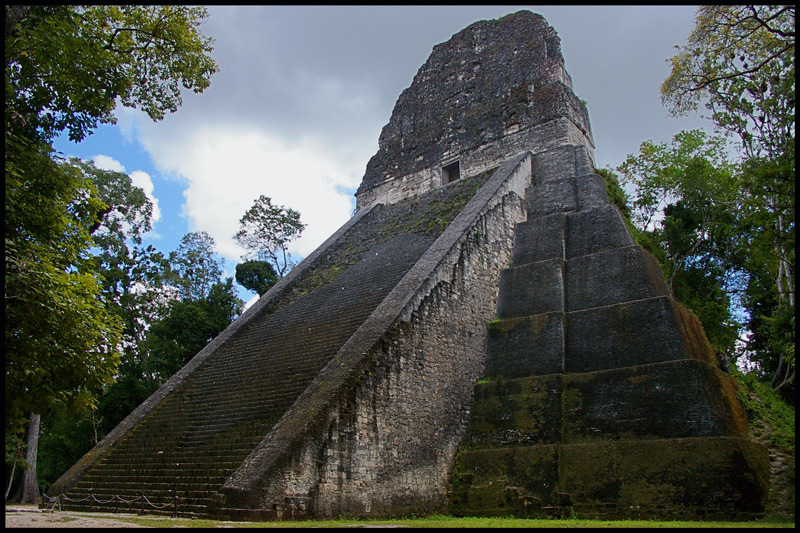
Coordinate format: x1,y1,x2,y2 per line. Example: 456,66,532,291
52,5,713,308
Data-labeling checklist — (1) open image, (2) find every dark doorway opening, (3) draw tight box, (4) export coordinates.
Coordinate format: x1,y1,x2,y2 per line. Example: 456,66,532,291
441,160,461,184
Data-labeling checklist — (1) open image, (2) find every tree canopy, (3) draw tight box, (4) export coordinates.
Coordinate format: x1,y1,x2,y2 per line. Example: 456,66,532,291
617,131,747,358
4,5,218,433
235,260,279,296
5,5,218,143
5,139,124,431
169,231,225,301
661,5,794,161
651,5,794,397
233,195,306,278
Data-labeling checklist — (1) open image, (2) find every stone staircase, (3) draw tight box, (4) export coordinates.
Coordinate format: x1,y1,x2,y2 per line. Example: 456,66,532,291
55,173,490,518
448,145,769,520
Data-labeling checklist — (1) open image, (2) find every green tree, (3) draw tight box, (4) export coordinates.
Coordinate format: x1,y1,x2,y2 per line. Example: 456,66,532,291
617,130,746,359
5,5,217,143
233,196,306,278
5,4,217,500
661,6,794,161
662,5,794,397
169,231,225,301
235,260,279,296
143,279,243,384
77,160,177,439
5,139,124,432
5,4,218,424
76,159,174,352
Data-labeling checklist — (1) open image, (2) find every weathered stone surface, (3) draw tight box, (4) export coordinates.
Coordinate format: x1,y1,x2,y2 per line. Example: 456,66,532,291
462,359,749,449
558,437,770,519
450,445,560,514
531,144,595,184
451,437,769,520
565,245,669,311
565,296,717,373
465,375,563,448
496,258,564,317
49,165,505,518
449,10,766,518
219,153,531,518
52,9,767,522
564,204,634,259
561,360,750,442
485,313,564,378
355,11,593,210
511,212,565,265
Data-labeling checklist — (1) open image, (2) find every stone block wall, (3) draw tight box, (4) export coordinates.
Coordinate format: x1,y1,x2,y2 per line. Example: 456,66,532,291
448,144,770,520
219,153,533,518
356,117,593,211
48,159,503,518
355,10,595,212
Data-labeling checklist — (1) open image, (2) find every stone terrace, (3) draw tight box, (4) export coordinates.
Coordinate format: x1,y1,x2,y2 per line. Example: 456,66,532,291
448,145,770,520
53,171,492,518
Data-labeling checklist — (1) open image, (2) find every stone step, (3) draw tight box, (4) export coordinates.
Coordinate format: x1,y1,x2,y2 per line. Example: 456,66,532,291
53,181,473,517
466,359,746,448
485,312,564,378
564,245,669,312
530,145,595,185
450,436,769,519
565,295,716,373
524,173,607,218
496,258,564,318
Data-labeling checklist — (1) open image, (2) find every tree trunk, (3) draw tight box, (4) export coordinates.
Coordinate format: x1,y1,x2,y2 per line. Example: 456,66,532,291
5,461,16,501
19,413,41,505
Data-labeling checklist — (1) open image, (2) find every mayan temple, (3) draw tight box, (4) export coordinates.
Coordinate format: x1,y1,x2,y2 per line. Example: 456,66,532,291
49,11,769,520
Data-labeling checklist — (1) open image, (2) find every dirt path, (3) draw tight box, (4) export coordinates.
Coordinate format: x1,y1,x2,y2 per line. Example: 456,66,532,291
5,505,149,528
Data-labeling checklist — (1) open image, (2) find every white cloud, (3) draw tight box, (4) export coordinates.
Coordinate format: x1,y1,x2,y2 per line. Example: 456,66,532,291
91,154,125,173
129,170,162,224
90,154,162,230
137,123,367,262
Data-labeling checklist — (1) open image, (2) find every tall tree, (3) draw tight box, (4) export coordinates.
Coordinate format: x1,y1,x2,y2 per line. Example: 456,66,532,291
235,260,279,296
661,5,794,161
5,5,217,143
233,196,306,278
169,231,225,301
5,5,217,499
5,141,124,431
617,130,746,358
661,5,794,396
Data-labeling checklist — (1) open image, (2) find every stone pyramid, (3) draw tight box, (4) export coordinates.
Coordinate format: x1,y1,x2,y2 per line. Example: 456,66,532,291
49,11,768,521
447,144,769,520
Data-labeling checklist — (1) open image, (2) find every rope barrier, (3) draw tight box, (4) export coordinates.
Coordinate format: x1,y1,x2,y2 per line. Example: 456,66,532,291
41,490,180,517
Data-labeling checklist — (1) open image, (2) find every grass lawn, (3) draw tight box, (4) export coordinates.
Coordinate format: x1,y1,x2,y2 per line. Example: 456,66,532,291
114,513,795,528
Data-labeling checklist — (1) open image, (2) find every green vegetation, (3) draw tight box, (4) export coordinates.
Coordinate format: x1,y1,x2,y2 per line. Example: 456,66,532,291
734,369,795,516
5,5,223,502
61,512,796,528
736,369,796,453
659,5,794,397
233,195,306,278
235,260,280,296
4,4,219,412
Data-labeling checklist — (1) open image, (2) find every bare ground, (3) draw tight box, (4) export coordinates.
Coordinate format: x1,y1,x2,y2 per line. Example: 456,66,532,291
5,505,149,528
